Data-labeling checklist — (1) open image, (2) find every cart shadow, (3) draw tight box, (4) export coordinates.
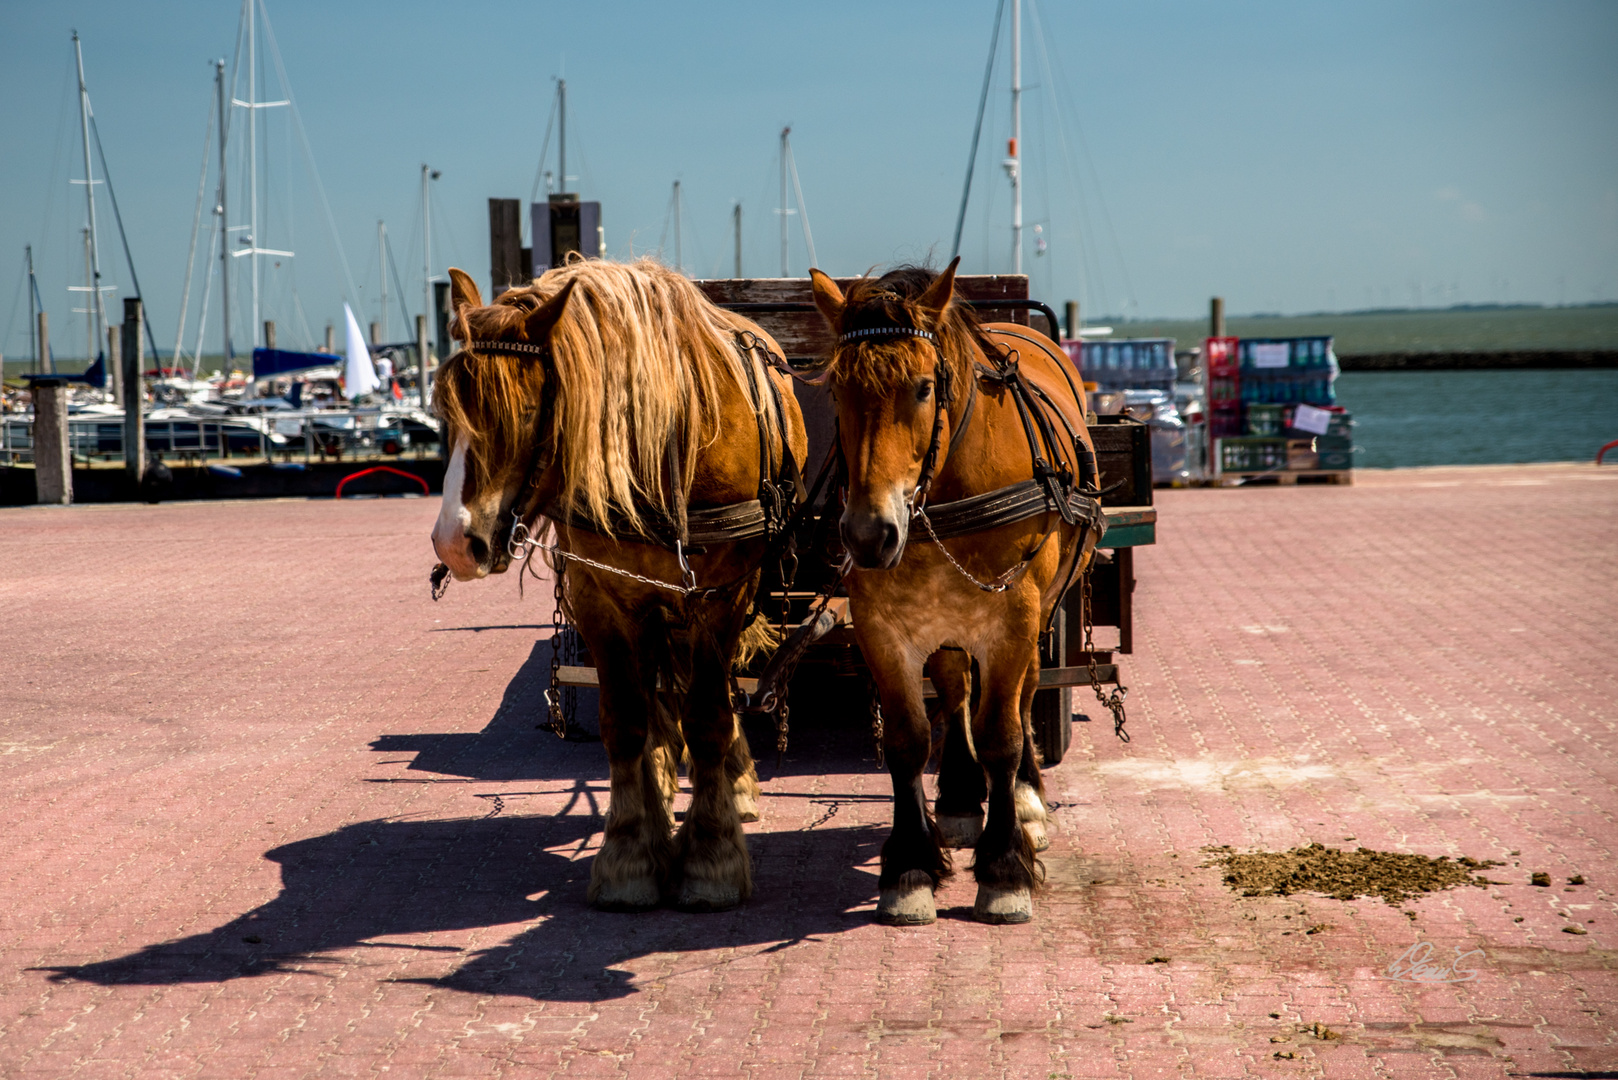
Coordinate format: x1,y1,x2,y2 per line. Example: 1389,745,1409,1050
370,635,883,784
38,813,885,1003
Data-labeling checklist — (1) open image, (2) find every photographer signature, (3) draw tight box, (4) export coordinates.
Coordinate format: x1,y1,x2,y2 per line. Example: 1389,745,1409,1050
1385,941,1485,983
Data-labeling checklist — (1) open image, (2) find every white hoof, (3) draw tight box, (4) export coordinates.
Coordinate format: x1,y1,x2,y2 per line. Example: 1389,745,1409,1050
877,870,937,926
935,813,984,849
1014,782,1047,825
734,790,760,824
973,884,1033,924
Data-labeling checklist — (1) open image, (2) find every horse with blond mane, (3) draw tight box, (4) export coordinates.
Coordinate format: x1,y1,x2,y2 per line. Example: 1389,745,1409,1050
809,258,1104,925
430,258,806,912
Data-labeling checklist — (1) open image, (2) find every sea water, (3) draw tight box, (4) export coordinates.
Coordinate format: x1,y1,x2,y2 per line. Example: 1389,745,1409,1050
1333,369,1618,468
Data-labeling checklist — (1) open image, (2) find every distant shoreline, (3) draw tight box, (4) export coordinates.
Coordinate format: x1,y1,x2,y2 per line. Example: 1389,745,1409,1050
1337,350,1618,370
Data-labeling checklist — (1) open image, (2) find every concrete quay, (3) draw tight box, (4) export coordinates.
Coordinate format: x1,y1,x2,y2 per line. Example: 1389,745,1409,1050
0,462,1613,1078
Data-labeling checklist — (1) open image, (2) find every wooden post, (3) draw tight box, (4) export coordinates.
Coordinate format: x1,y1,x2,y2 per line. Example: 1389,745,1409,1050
324,323,334,353
37,310,51,374
122,297,145,482
1210,296,1225,339
32,378,72,504
369,321,381,347
415,314,429,408
106,324,122,406
1065,300,1079,340
264,320,276,349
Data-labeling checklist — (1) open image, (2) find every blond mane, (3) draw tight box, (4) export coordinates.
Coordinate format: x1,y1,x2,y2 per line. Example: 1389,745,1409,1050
434,257,780,538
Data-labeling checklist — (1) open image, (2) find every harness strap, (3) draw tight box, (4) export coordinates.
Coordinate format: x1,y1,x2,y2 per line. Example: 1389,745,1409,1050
915,479,1106,542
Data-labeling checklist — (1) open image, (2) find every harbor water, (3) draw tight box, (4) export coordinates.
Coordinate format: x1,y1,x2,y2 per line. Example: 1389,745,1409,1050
1332,369,1618,468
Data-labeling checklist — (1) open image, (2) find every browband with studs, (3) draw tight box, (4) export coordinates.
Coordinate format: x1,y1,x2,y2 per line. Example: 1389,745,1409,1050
466,340,550,356
838,327,938,345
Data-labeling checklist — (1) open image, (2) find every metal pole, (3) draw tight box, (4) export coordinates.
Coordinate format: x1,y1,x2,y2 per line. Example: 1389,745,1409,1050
216,59,231,367
73,32,108,375
122,297,144,482
26,245,37,373
733,202,742,278
673,181,682,272
247,0,259,347
107,323,121,403
82,227,95,374
421,166,430,335
415,313,428,408
557,79,566,195
1010,0,1022,275
780,128,790,276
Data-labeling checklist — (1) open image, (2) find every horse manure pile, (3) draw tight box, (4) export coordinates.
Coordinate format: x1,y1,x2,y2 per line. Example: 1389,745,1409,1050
1201,843,1504,905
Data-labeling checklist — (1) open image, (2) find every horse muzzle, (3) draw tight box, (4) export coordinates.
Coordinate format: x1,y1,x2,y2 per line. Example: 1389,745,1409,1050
841,507,908,571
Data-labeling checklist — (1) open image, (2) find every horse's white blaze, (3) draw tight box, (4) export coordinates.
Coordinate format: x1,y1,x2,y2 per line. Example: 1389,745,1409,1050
431,435,482,579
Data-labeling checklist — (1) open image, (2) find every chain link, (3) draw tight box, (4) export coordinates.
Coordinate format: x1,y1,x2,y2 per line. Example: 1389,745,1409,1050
509,521,704,596
911,505,1032,594
544,558,569,738
869,689,886,767
1080,563,1130,742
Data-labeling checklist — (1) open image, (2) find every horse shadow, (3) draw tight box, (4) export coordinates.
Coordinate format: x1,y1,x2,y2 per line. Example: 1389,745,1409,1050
39,813,886,1003
374,632,884,784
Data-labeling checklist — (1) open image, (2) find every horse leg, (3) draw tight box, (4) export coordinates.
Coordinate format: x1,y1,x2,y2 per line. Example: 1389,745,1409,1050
1015,653,1051,853
928,650,984,849
671,640,751,912
725,715,762,823
587,634,676,912
971,644,1040,925
649,691,684,818
867,650,950,925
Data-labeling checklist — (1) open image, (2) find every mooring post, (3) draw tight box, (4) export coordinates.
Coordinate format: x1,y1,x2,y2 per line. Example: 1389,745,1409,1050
32,378,72,504
324,323,334,353
264,320,276,350
369,321,381,348
1210,296,1225,339
122,297,145,483
1065,300,1080,340
37,310,51,374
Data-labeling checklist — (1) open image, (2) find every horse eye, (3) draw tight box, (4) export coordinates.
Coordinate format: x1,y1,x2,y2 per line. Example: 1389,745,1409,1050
916,380,933,403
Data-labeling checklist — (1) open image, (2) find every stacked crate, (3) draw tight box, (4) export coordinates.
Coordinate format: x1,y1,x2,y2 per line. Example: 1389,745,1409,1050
1076,338,1177,394
1237,336,1337,406
1204,337,1241,438
1213,336,1352,481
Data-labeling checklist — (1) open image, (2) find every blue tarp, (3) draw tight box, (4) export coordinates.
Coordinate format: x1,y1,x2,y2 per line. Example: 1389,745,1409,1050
253,347,339,380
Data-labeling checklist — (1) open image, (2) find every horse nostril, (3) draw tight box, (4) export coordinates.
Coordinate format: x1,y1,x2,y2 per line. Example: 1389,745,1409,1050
466,534,490,567
879,521,899,558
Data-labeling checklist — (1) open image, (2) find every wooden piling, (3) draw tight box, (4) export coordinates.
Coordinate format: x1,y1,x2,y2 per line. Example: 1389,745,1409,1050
32,379,71,504
264,320,276,350
37,311,51,374
1210,296,1225,339
369,321,381,347
122,297,144,483
1065,300,1079,340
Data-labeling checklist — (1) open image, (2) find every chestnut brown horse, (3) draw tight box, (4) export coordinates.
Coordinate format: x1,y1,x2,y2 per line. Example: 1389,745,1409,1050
810,258,1103,925
430,258,806,912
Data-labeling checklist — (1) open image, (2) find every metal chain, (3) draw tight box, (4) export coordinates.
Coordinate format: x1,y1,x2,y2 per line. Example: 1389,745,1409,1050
509,521,702,596
1080,564,1130,742
869,689,886,767
544,558,569,738
911,505,1033,594
775,550,798,761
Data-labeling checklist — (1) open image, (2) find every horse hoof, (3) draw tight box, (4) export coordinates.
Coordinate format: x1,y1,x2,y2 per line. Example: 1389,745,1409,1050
935,813,984,849
1023,819,1050,852
734,791,760,824
973,885,1033,924
675,878,742,913
877,870,937,926
589,877,661,913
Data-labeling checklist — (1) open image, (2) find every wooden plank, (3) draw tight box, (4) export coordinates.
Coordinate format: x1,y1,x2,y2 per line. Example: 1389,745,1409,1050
696,275,1029,362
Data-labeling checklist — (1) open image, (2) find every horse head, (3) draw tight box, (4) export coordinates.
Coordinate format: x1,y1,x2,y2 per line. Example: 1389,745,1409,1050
810,258,964,570
431,268,575,580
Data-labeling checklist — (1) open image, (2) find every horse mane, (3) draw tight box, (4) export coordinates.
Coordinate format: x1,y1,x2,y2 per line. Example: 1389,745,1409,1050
434,257,778,538
824,265,991,396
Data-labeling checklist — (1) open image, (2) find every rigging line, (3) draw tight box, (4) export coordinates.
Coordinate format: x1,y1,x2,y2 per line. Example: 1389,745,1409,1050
89,115,160,361
384,233,411,337
257,0,359,302
526,86,561,211
37,52,77,321
1028,0,1134,313
189,213,220,377
173,86,217,364
951,0,1005,262
787,141,817,270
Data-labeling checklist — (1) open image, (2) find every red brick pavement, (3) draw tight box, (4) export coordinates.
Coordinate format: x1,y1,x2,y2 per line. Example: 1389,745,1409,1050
0,463,1614,1078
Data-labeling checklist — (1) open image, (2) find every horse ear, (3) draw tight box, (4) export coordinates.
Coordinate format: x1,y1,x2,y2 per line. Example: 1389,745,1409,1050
524,278,576,343
448,268,483,341
809,268,846,329
916,256,960,321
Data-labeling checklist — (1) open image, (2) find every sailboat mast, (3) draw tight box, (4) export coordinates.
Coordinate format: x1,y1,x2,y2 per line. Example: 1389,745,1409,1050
216,58,232,364
247,0,259,347
421,165,431,331
779,128,790,276
26,245,38,371
73,31,108,365
673,181,682,272
557,79,567,195
1010,0,1022,275
378,220,388,340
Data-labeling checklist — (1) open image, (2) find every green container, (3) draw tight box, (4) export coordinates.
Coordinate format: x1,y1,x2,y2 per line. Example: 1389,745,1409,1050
1245,404,1286,436
1220,437,1288,473
1316,434,1354,453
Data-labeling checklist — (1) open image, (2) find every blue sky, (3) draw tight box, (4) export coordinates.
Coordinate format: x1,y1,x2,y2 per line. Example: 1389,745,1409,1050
2,0,1615,361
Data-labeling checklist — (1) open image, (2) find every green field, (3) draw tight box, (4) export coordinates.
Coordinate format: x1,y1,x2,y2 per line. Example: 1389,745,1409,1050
1103,304,1618,355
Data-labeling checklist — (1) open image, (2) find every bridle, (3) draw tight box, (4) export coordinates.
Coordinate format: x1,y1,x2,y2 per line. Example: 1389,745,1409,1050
458,338,560,562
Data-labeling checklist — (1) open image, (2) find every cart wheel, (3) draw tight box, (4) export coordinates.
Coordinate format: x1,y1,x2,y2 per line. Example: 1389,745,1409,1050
1032,686,1072,765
